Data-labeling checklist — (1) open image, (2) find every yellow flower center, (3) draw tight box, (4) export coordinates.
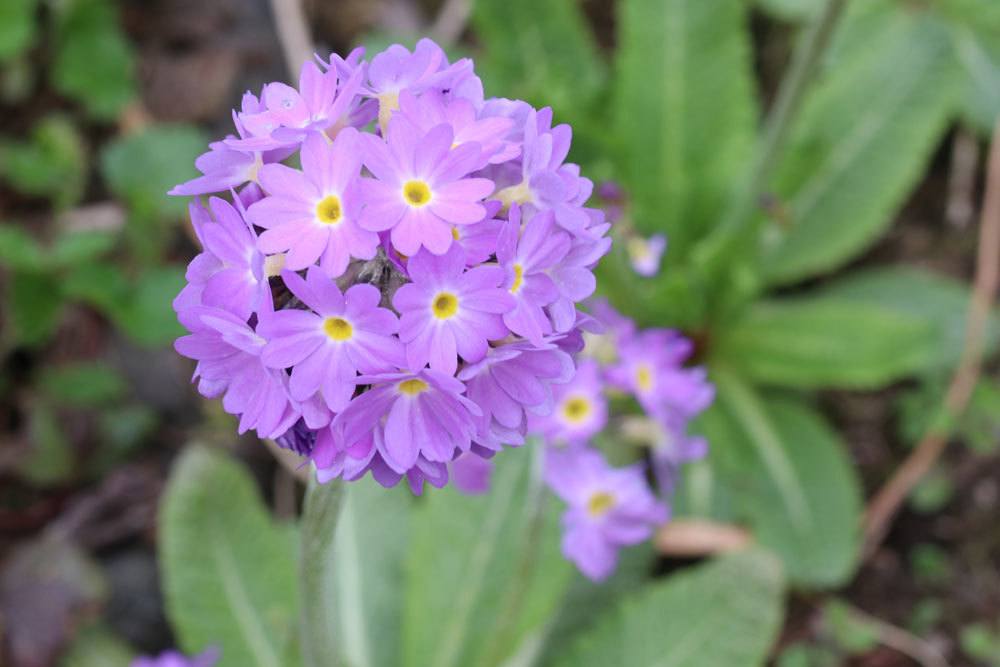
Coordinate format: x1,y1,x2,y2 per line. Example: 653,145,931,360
432,292,459,319
587,491,615,518
403,180,432,207
316,195,343,224
509,264,524,294
398,378,429,395
636,364,653,392
494,180,533,210
451,227,461,241
561,396,591,424
322,317,353,341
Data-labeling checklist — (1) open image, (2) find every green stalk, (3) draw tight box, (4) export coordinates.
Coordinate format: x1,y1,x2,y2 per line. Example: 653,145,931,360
299,474,344,667
692,0,851,281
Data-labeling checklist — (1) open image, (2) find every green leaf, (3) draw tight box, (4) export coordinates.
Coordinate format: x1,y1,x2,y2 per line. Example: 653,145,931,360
50,230,117,267
20,401,74,484
471,0,604,128
707,368,863,586
0,0,38,63
51,0,135,119
554,550,785,667
37,361,126,407
533,544,654,667
321,478,413,667
113,265,186,347
403,446,571,667
760,5,959,285
715,298,936,389
755,0,822,22
950,21,1000,133
101,125,204,260
0,224,45,270
160,446,300,667
6,271,63,346
0,115,86,207
814,266,1000,372
614,0,757,252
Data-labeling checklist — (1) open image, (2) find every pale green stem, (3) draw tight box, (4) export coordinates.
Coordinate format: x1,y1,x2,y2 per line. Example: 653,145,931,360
692,0,850,279
299,474,344,667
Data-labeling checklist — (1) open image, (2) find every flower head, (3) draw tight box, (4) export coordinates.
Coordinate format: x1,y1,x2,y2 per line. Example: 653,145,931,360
627,233,667,277
545,446,667,581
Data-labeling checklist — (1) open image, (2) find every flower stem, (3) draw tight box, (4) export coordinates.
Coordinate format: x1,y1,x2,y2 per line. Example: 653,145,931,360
692,0,850,282
299,475,344,667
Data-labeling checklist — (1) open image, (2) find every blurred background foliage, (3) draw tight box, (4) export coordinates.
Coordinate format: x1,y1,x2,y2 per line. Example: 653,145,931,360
2,0,1000,665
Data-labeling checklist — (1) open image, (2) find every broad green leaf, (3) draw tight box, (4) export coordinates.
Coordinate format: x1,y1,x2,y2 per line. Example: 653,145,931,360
950,21,1000,133
814,266,1000,372
20,401,74,484
532,544,654,667
553,550,785,667
52,0,135,119
101,126,206,217
0,0,37,63
0,115,86,207
614,0,757,252
50,231,117,267
160,446,300,667
0,224,45,270
760,6,959,285
322,478,413,667
403,446,571,667
708,368,862,585
715,298,936,389
6,271,63,345
37,361,126,407
113,265,186,347
472,0,604,127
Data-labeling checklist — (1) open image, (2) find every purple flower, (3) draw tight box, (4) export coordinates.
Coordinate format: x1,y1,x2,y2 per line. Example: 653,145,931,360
450,451,495,495
457,338,575,451
398,89,517,166
608,329,713,420
497,207,571,344
494,108,592,233
325,368,481,475
451,214,503,265
258,267,404,411
545,446,667,581
622,415,708,494
131,648,219,667
393,247,513,374
174,304,303,441
247,129,379,276
548,210,612,333
228,61,363,151
627,234,667,277
529,359,607,445
173,197,268,327
365,38,479,131
358,116,494,256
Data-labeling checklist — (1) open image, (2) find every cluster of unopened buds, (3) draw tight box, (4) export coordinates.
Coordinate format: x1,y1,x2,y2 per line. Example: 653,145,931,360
170,39,712,581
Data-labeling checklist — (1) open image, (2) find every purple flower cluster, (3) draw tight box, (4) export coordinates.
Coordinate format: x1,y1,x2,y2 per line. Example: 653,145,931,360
131,648,218,667
171,39,610,494
531,300,714,581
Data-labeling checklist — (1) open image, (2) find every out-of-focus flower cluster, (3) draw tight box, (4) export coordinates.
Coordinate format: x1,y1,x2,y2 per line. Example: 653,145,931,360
534,300,714,581
170,39,610,494
131,648,218,667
